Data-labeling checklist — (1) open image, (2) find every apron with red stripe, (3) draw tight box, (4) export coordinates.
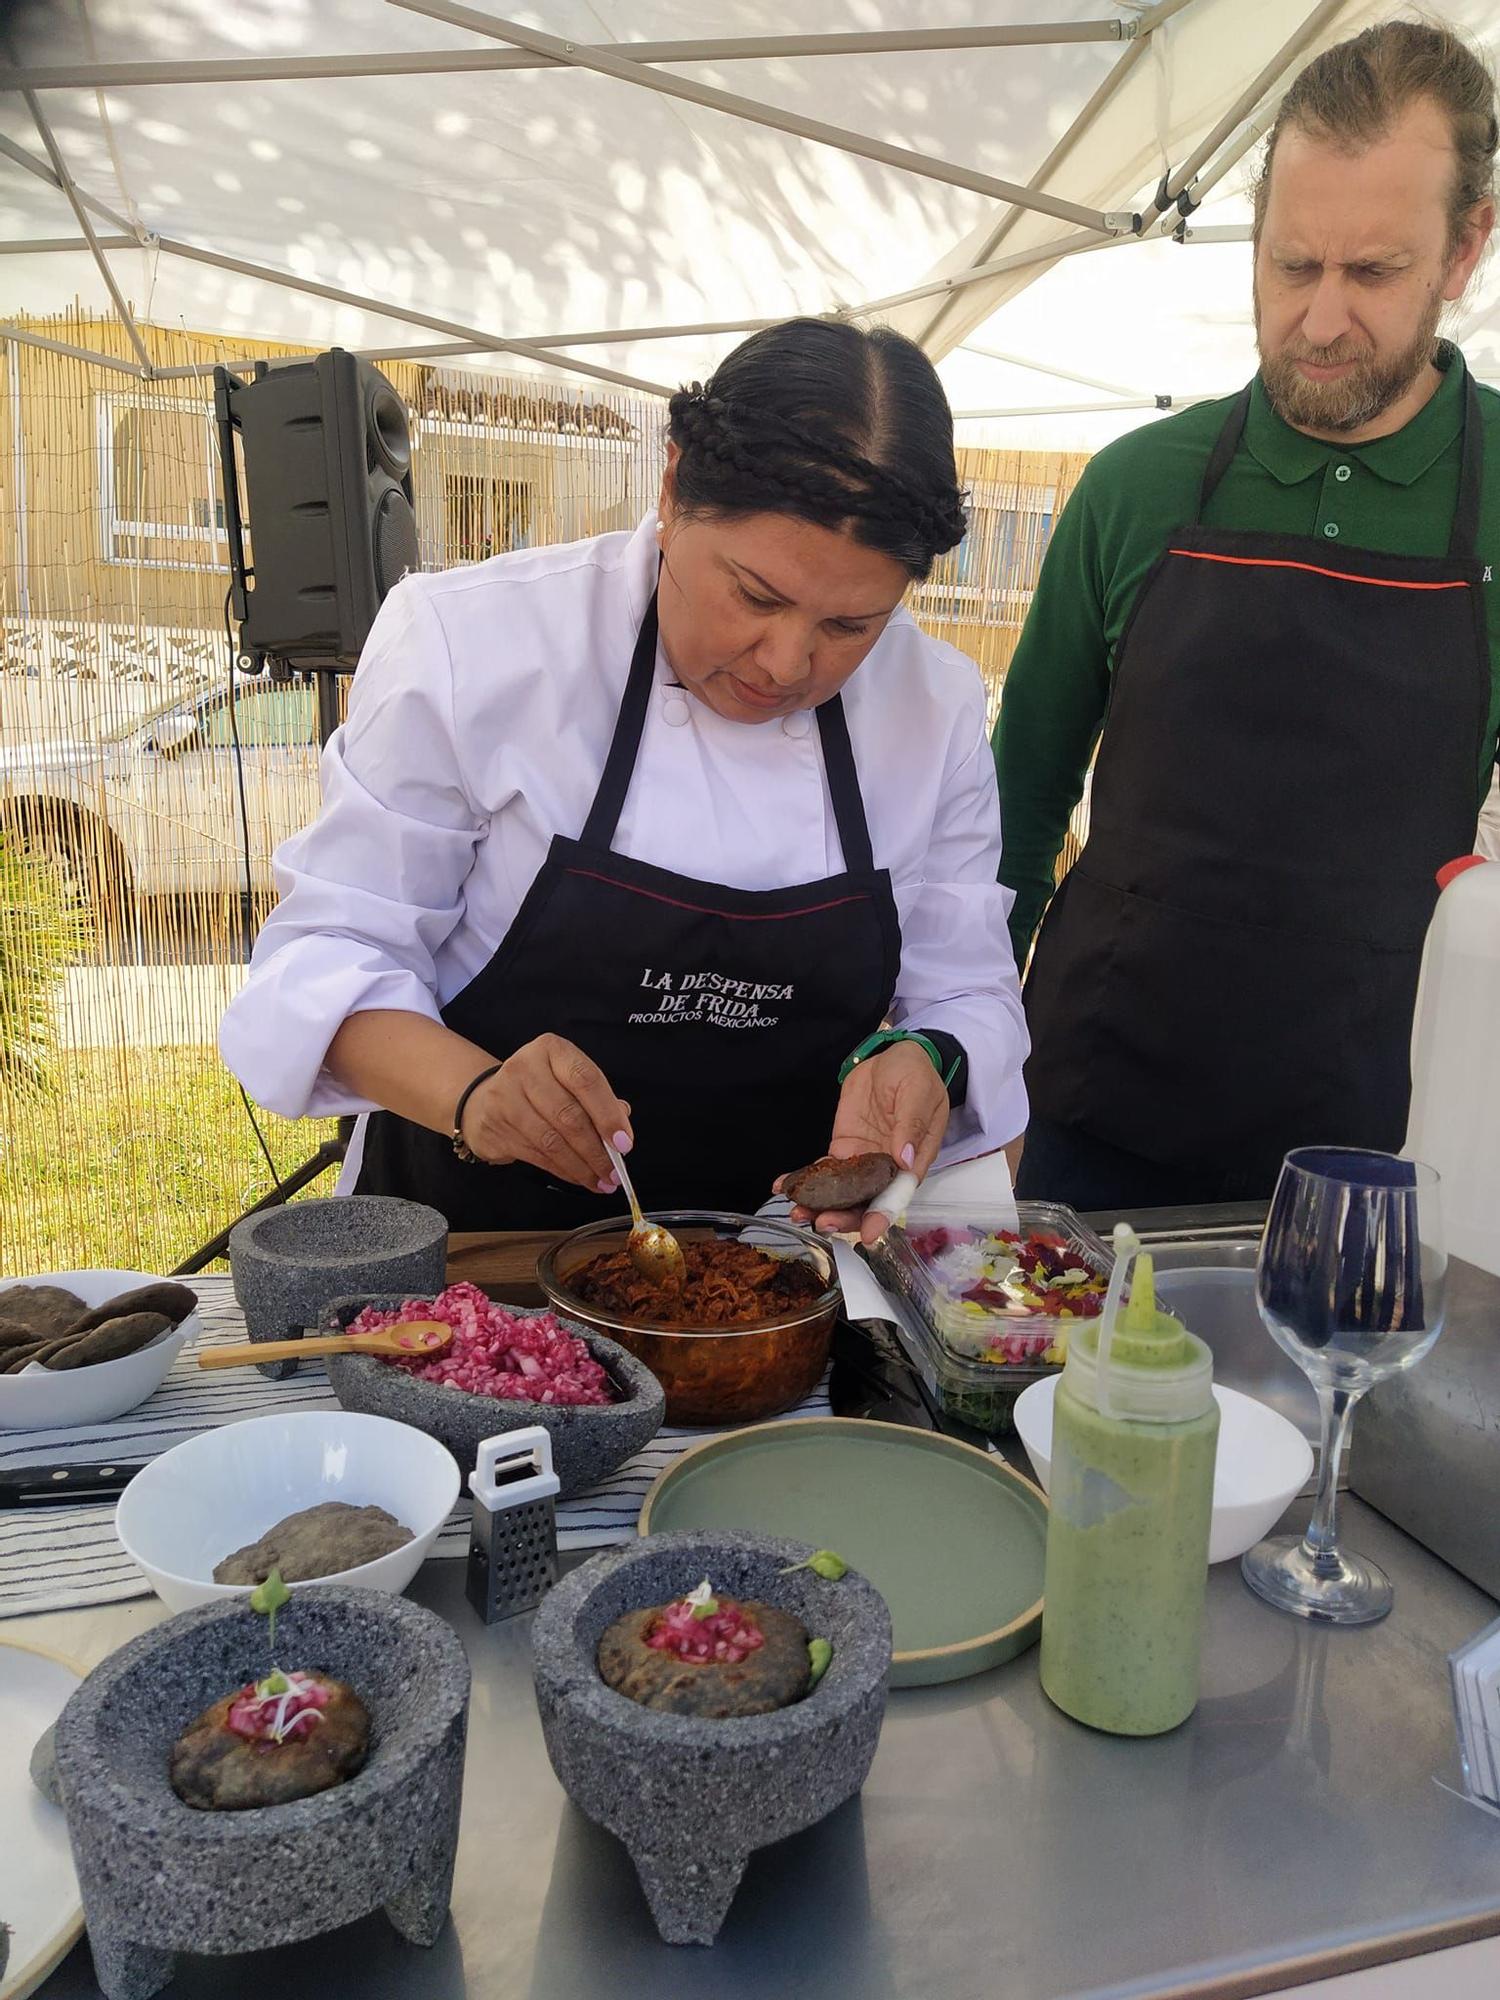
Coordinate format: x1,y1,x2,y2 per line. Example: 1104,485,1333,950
1022,367,1489,1189
355,586,901,1228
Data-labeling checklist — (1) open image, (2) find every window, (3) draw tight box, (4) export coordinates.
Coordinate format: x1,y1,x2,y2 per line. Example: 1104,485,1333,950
199,685,317,750
97,394,230,571
413,406,637,567
443,474,534,564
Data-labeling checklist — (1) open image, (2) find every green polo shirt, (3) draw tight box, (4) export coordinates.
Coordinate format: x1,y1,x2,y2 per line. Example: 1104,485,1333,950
991,344,1500,960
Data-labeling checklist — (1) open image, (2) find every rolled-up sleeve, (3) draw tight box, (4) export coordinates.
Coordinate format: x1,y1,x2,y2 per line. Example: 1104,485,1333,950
890,686,1030,1159
219,580,486,1119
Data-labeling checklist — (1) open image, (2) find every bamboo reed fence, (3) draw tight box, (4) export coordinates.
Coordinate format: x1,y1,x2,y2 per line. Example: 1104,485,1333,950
1,310,1089,1273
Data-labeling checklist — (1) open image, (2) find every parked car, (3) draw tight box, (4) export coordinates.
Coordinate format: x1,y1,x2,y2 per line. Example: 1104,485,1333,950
0,678,324,912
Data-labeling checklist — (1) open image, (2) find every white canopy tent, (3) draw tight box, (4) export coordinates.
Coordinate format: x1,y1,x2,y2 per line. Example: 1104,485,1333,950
1,0,1498,450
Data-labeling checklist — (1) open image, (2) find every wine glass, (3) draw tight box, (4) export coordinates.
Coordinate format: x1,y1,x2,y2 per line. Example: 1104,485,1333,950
1241,1147,1446,1626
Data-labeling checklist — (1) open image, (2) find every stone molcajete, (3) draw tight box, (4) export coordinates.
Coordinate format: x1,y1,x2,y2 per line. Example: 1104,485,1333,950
531,1531,892,1945
227,1196,447,1380
51,1585,470,2000
322,1293,665,1493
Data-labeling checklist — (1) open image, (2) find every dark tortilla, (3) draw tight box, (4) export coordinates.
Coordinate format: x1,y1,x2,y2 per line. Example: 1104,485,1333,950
60,1282,197,1338
0,1279,195,1374
0,1284,87,1338
213,1501,414,1586
1,1313,54,1348
598,1601,813,1717
783,1153,898,1212
0,1337,75,1375
1,1342,50,1375
42,1311,172,1370
169,1676,370,1811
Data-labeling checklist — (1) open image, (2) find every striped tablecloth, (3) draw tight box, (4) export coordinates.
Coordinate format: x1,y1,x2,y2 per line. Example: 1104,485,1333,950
0,1276,829,1620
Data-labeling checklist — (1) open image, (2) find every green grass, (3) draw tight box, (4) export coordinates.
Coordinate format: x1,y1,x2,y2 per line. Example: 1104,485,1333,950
1,1046,338,1275
0,837,88,1094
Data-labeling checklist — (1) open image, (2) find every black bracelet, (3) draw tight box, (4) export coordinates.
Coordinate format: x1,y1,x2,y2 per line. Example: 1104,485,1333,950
918,1030,970,1110
451,1062,504,1163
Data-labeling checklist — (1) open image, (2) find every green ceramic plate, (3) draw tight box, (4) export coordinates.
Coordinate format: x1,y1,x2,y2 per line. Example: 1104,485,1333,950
638,1417,1047,1688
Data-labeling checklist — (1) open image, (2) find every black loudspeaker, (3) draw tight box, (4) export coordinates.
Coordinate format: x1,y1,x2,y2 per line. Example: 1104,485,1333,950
214,349,420,672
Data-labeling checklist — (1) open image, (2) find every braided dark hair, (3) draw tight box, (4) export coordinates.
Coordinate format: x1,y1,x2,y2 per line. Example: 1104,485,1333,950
667,319,968,582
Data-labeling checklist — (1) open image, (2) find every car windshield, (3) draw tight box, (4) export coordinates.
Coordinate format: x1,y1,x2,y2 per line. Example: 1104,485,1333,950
199,685,317,748
106,681,319,749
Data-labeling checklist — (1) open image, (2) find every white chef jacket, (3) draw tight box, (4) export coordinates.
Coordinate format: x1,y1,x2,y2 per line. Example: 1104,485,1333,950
219,513,1029,1179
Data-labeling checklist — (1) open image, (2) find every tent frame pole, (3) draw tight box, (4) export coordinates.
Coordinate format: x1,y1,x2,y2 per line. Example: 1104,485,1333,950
1153,110,1281,234
0,22,1139,92
912,0,1200,352
0,131,137,235
958,341,1144,401
150,235,674,397
955,394,1221,419
386,0,1133,237
146,314,807,381
16,83,153,374
131,216,1247,389
859,229,1137,319
0,234,136,253
1135,0,1348,231
0,322,146,373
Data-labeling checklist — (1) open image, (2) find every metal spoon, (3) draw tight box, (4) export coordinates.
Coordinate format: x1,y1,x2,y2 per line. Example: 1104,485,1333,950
198,1320,452,1371
603,1137,687,1288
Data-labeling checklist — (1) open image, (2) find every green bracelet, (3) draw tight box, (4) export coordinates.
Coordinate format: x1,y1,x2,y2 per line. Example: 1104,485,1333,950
837,1029,959,1090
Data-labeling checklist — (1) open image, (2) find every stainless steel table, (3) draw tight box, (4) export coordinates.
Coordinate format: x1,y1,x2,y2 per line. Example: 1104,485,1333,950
25,1489,1500,2000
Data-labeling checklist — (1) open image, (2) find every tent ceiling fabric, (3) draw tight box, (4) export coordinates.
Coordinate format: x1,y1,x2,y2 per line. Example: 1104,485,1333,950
1,0,1499,445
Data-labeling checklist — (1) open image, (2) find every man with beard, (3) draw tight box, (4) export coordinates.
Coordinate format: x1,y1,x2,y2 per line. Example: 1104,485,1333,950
993,19,1500,1210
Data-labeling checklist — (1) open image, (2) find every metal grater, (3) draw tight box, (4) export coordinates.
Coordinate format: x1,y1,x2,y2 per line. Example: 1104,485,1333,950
465,1425,561,1625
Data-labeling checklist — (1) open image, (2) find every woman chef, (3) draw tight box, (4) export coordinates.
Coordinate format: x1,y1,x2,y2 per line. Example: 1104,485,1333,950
220,319,1029,1242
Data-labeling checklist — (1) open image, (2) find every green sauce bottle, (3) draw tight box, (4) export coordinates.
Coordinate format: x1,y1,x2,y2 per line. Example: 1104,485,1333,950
1038,1242,1219,1736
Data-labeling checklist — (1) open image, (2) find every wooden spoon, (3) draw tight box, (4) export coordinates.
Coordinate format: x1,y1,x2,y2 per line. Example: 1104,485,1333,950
198,1320,452,1371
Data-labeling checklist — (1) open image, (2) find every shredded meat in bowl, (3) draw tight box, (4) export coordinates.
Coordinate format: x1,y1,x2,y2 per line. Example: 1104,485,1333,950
568,1242,825,1327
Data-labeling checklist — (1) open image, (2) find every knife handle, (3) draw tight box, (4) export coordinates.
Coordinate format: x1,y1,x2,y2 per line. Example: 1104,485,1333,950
0,1461,144,1506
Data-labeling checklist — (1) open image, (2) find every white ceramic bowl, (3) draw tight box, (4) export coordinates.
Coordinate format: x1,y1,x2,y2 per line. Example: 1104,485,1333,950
0,1270,199,1432
115,1409,461,1614
1012,1377,1315,1565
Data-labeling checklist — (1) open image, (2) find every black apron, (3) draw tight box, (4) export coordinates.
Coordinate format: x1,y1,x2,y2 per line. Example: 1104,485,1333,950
1022,367,1490,1191
356,590,902,1227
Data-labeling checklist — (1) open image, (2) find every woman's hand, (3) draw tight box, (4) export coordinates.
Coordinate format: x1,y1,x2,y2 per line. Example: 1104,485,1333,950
785,1042,949,1245
460,1034,631,1192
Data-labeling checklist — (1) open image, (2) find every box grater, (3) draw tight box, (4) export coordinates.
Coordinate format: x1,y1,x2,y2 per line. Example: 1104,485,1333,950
465,1425,560,1624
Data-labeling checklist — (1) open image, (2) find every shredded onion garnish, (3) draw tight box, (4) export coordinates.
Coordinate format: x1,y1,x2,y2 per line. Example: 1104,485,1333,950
227,1669,331,1745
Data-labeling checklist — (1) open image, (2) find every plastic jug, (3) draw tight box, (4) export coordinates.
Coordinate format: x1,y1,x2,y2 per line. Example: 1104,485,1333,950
1405,855,1500,1277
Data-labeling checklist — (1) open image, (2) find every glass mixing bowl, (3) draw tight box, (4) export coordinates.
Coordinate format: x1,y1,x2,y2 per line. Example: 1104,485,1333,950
537,1211,839,1426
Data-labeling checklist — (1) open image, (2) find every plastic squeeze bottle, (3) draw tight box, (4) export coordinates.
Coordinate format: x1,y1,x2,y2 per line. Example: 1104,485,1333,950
1038,1231,1219,1736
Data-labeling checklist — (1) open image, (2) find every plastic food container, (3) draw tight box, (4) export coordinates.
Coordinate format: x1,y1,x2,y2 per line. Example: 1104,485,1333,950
894,1314,1059,1435
873,1203,1114,1434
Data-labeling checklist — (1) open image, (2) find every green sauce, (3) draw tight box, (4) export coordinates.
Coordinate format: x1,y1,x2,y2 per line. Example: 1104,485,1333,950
1037,1254,1219,1737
